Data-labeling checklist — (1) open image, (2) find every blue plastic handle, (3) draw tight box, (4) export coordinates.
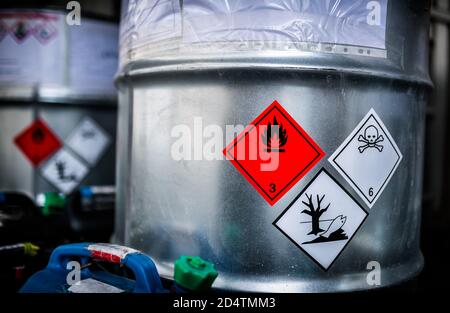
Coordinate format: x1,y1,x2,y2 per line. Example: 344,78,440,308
47,243,165,293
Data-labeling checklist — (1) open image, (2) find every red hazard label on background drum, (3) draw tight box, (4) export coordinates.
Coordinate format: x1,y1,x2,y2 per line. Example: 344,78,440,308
13,118,62,167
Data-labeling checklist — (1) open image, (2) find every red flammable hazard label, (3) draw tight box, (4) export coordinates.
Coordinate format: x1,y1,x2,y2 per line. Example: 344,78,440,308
14,118,62,167
224,100,325,206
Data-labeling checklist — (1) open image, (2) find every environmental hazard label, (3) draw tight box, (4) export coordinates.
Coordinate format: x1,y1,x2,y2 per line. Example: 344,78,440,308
223,100,324,206
33,22,58,44
329,108,403,208
40,148,88,194
274,169,367,270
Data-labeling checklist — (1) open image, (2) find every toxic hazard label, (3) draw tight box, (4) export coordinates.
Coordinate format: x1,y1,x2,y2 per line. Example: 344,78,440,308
224,100,324,205
40,148,88,194
329,108,403,208
14,118,62,167
66,117,111,166
33,22,58,44
274,169,367,270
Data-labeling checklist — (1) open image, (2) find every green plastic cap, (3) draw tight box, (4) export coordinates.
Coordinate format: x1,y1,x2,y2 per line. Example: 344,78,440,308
37,192,66,216
174,256,218,291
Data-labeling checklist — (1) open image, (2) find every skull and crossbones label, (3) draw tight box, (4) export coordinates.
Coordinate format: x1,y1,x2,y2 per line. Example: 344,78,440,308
329,108,403,208
358,125,384,153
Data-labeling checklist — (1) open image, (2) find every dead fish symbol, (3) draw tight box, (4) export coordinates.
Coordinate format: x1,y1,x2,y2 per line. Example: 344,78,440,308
320,215,346,238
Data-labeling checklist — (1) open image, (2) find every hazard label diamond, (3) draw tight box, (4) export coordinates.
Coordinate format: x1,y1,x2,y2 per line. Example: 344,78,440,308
66,117,111,166
40,148,89,194
223,100,325,205
273,169,367,270
329,108,403,208
33,22,58,44
14,118,62,167
10,20,31,43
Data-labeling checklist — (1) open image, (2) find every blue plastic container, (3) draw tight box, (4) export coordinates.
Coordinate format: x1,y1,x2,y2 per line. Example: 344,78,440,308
20,243,165,293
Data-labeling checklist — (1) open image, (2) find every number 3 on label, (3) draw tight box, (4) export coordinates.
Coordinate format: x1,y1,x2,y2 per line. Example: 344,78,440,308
269,183,276,193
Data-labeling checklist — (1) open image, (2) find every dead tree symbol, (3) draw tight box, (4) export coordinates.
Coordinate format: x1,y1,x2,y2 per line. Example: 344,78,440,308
301,194,330,235
55,160,76,182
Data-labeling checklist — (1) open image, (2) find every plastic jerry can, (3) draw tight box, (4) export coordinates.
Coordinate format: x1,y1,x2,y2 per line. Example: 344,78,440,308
20,243,165,293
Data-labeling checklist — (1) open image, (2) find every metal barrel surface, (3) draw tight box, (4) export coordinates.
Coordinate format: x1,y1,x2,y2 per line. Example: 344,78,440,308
116,0,431,292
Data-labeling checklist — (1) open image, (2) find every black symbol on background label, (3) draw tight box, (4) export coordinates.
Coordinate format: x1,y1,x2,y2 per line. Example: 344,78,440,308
81,128,96,139
38,27,50,40
14,21,28,41
55,160,76,182
32,128,45,144
261,116,288,152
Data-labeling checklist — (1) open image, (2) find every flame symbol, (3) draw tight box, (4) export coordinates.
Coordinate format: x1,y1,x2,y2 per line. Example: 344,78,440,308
261,116,288,152
32,127,45,143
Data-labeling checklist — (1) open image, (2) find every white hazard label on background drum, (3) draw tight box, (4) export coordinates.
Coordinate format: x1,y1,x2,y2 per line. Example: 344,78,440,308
328,108,403,208
273,169,367,270
66,117,111,166
40,148,88,194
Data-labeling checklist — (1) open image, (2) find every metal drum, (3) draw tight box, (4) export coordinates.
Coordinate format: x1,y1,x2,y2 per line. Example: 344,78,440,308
0,9,118,199
116,0,431,292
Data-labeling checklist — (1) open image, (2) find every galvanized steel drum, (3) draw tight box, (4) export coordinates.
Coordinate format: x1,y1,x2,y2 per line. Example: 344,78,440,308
116,0,431,292
0,9,118,199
